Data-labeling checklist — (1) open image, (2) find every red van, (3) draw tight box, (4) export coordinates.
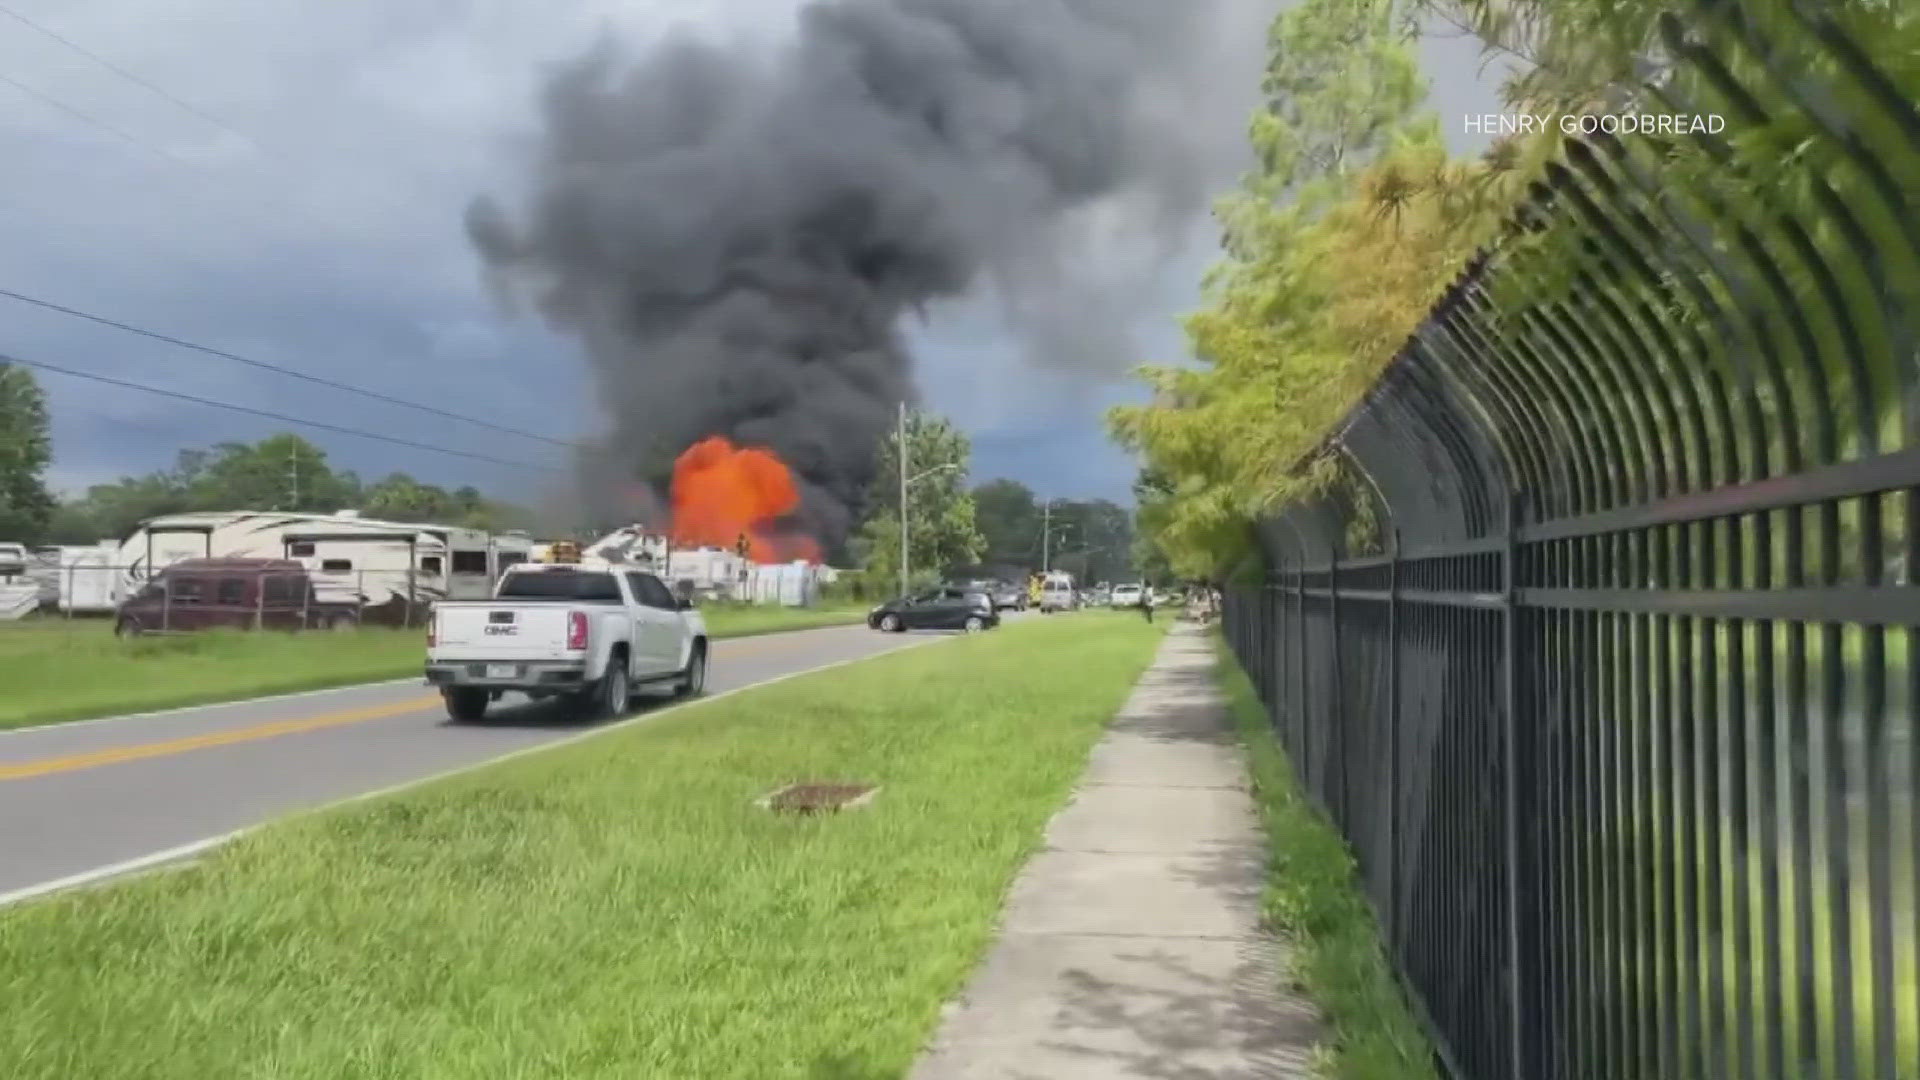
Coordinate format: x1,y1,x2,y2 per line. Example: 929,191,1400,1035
114,558,363,637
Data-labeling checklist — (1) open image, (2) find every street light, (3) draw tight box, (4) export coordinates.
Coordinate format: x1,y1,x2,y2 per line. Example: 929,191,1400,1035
908,463,958,487
896,401,961,597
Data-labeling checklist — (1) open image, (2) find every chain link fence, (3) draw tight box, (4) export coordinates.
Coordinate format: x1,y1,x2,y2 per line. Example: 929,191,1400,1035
3,563,433,629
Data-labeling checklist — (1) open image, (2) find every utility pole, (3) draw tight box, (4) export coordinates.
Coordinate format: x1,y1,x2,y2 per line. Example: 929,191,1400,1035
286,442,300,510
898,400,909,598
1042,499,1051,573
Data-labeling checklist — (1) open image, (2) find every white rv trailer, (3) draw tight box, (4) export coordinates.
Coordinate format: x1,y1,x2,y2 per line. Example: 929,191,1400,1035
281,521,534,614
112,511,535,623
583,527,754,600
20,543,118,612
113,511,448,622
0,541,25,578
50,543,120,614
0,542,35,621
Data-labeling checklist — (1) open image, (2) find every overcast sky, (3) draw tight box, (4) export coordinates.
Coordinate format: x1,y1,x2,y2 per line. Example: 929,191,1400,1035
1,0,1505,513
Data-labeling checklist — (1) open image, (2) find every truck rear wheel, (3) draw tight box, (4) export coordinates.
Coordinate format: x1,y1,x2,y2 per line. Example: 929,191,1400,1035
675,644,707,698
443,687,489,723
583,660,629,720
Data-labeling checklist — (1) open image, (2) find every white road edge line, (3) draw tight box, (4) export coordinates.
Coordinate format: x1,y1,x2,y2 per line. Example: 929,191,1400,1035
0,633,941,909
0,832,243,907
0,621,874,737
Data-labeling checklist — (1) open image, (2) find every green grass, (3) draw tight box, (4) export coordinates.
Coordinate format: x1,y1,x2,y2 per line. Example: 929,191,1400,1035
0,604,869,730
1215,635,1439,1080
692,601,870,638
0,626,427,730
0,614,1165,1080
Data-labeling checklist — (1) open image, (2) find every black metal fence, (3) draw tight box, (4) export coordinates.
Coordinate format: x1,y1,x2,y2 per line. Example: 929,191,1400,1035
1222,4,1920,1078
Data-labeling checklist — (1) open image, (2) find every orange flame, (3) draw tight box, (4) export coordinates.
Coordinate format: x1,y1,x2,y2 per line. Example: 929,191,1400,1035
669,436,822,564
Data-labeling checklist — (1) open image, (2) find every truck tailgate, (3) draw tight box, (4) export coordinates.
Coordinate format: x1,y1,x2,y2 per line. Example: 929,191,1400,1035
432,602,578,661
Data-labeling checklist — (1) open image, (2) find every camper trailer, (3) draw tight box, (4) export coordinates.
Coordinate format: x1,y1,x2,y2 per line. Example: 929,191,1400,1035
0,542,36,620
16,543,119,613
111,511,535,624
0,542,25,579
53,542,120,614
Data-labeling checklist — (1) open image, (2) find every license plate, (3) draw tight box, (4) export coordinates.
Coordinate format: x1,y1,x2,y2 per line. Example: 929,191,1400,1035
485,663,518,679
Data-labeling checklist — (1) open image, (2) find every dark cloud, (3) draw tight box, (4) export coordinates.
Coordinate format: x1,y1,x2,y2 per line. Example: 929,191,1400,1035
468,0,1268,547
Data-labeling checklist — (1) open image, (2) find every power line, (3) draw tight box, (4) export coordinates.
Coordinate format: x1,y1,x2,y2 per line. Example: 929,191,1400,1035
0,2,266,155
0,16,445,235
0,69,174,163
0,287,578,449
2,351,566,473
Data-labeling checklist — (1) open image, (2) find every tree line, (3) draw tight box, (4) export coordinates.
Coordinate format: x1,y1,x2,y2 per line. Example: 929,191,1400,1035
0,365,537,545
2,361,1141,587
839,409,1140,594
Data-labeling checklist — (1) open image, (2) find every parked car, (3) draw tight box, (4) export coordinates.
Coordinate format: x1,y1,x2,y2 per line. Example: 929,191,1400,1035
1038,573,1076,613
1110,583,1144,609
114,558,362,636
990,581,1027,611
868,586,999,632
426,560,709,722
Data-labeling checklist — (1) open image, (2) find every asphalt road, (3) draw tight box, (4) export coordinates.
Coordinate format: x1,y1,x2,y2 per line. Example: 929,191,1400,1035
0,621,938,902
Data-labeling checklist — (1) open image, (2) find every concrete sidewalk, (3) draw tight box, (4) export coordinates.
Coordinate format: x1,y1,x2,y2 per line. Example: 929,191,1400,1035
910,623,1322,1080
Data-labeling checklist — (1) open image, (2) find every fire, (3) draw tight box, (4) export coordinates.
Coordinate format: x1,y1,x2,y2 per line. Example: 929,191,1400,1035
669,436,822,564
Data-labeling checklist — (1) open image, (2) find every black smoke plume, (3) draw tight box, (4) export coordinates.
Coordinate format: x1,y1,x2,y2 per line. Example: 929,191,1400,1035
469,0,1264,552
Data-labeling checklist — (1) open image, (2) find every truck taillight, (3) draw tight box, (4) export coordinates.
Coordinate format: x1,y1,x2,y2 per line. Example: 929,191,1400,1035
566,610,588,650
426,614,436,648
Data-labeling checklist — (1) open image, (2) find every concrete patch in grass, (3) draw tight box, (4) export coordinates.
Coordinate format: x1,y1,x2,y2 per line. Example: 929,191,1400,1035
756,781,880,814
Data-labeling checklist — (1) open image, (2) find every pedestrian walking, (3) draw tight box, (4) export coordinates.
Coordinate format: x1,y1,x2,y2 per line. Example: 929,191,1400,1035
1141,587,1156,623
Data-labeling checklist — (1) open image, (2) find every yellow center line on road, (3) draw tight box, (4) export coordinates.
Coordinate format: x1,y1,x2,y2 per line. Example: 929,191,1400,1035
0,696,443,782
0,626,871,782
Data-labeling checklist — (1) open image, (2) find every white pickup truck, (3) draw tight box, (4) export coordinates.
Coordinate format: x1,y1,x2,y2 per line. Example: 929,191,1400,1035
424,561,708,723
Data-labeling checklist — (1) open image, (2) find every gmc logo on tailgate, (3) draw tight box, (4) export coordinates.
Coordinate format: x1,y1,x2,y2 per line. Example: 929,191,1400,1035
484,625,518,636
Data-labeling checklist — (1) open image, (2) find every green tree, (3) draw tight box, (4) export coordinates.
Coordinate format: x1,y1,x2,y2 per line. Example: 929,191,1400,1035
180,434,357,513
1108,0,1523,578
1243,0,1427,206
1421,0,1669,114
1132,531,1175,587
971,478,1040,569
0,362,56,544
360,473,462,523
50,433,532,541
857,410,984,593
1066,499,1134,585
1026,498,1134,585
